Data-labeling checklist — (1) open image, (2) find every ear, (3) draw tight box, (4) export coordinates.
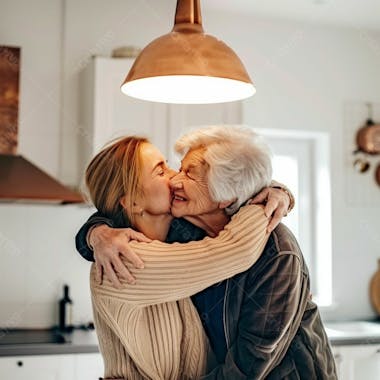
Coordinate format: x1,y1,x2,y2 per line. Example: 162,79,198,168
120,195,142,216
218,199,236,210
120,194,128,210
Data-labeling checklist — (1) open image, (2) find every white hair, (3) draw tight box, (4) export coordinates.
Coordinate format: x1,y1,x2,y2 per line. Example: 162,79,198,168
175,125,273,215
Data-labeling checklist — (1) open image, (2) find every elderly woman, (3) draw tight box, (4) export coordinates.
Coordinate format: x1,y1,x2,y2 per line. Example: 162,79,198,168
168,127,337,379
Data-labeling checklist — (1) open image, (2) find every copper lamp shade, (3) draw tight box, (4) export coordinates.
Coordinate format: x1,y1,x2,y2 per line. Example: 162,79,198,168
121,0,255,104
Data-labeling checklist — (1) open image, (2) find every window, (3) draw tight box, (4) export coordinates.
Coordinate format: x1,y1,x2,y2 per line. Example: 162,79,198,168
255,128,332,306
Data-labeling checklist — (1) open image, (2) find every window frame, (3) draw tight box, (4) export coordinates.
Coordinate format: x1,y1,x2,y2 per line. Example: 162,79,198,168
254,128,332,306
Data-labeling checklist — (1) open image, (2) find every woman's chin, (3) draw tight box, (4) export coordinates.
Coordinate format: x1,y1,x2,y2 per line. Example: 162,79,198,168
170,204,186,218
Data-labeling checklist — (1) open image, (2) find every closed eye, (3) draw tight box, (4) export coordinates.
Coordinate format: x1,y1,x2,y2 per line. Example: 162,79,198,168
180,168,195,180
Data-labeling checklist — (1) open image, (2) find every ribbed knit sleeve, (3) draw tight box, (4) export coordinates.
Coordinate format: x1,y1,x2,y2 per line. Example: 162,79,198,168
92,205,269,306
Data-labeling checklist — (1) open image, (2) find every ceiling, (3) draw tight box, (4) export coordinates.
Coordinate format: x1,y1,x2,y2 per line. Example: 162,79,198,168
203,0,380,31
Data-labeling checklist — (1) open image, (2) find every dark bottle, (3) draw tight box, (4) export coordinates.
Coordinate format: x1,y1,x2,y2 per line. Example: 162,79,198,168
59,285,73,332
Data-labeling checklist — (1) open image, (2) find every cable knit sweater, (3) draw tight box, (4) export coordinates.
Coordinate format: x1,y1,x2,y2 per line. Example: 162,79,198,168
91,205,269,380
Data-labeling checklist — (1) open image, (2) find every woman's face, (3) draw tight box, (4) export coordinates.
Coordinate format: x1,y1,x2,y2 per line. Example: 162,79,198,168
170,147,219,218
135,143,175,216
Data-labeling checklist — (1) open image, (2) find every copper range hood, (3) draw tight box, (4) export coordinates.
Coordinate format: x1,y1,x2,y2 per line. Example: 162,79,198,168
0,155,83,204
0,46,82,204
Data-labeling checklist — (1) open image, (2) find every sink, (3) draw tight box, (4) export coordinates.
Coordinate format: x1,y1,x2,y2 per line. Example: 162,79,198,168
0,329,66,345
324,321,380,339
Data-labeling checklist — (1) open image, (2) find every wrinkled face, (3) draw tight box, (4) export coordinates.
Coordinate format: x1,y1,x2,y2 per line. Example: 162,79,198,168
135,143,176,216
170,147,219,218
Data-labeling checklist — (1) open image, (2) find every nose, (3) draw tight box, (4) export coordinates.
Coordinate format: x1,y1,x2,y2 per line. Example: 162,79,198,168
167,167,177,180
169,172,184,190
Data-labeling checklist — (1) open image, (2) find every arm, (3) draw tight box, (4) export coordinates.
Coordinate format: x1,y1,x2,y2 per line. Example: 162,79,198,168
75,212,116,262
270,180,295,213
201,253,309,380
92,205,270,306
251,181,295,233
75,213,148,287
81,186,292,286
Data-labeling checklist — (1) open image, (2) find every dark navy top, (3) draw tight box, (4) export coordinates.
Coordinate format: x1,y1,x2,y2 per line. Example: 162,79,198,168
191,281,228,363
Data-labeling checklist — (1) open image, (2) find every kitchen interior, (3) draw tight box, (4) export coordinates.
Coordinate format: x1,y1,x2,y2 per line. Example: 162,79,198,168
1,0,380,379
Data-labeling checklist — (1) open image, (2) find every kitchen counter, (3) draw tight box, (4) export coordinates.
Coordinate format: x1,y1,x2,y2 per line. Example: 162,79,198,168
1,321,380,356
0,329,99,357
324,320,380,346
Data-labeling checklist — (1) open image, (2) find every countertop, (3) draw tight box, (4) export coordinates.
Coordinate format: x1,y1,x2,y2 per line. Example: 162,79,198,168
2,321,380,357
0,329,100,357
324,320,380,346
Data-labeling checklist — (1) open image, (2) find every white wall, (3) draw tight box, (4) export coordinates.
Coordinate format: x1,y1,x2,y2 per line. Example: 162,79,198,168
0,0,379,326
0,204,94,328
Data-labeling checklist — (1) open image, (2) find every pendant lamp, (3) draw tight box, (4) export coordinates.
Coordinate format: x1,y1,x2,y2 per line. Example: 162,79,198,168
121,0,255,104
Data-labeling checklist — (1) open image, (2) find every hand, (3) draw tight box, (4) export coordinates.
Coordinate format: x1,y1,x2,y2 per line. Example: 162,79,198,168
89,225,152,288
249,187,290,233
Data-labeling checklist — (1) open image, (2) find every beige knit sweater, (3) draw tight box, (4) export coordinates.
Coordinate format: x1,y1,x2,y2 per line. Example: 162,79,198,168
91,205,269,380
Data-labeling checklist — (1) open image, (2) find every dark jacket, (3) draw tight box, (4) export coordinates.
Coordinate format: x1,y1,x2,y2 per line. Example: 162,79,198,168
200,223,337,379
75,215,337,379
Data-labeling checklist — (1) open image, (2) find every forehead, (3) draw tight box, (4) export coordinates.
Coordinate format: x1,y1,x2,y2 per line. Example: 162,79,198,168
181,147,208,170
140,143,165,169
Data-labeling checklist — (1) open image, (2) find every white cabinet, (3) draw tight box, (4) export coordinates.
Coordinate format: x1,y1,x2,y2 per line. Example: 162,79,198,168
332,344,380,380
79,57,168,177
0,355,75,379
80,56,242,174
0,353,103,380
166,102,242,166
74,352,104,380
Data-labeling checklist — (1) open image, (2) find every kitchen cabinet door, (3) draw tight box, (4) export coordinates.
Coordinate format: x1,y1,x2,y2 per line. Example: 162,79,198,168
0,354,75,379
80,56,168,176
332,344,380,380
74,352,104,379
166,102,242,166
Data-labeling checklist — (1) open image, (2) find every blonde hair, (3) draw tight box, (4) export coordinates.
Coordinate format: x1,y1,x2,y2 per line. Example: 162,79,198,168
85,136,148,226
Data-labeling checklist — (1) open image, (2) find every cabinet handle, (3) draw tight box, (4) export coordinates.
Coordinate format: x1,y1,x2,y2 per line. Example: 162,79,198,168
17,360,23,367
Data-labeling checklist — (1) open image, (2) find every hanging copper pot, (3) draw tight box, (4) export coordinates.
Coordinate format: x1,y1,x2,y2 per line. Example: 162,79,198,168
356,119,380,154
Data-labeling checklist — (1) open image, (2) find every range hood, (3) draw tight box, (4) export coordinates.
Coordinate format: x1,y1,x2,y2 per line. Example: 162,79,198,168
0,154,83,204
0,45,83,204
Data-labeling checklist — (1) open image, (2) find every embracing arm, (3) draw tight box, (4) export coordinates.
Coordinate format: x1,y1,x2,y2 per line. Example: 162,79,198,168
75,212,116,262
92,205,269,306
201,253,309,380
251,180,295,233
78,184,293,286
75,213,148,287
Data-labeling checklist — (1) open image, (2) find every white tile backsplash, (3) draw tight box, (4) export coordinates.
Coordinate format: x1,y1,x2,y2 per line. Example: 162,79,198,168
0,204,95,328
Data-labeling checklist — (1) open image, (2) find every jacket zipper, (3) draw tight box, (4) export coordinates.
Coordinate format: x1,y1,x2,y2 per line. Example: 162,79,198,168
223,279,230,348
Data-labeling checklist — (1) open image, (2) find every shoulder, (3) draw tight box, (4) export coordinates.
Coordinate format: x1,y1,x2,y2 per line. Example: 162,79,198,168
247,223,307,279
271,223,302,258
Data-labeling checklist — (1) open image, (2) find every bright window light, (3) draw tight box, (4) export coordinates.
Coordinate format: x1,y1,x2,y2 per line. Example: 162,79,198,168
255,128,332,307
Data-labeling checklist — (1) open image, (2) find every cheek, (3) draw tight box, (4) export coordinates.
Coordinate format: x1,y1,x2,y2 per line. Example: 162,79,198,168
192,182,215,208
156,178,170,197
196,178,210,196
